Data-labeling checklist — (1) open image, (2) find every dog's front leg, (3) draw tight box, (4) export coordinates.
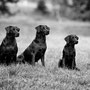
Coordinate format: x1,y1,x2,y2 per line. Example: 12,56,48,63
41,55,45,67
32,54,35,66
72,58,76,69
63,58,65,68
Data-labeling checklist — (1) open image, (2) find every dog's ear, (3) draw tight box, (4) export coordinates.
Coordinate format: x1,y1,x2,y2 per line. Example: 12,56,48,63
5,26,10,33
64,35,71,43
35,25,42,32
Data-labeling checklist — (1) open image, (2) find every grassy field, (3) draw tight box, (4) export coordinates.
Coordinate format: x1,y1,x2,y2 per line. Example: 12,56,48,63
0,5,90,90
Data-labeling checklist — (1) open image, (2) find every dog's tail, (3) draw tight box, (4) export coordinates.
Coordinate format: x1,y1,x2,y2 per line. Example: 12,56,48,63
17,54,25,64
58,59,63,68
74,67,80,71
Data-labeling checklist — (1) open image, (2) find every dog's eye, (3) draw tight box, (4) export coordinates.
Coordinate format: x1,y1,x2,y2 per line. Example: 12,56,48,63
72,37,75,40
12,28,15,31
43,27,45,29
46,27,48,29
40,25,42,28
76,36,79,40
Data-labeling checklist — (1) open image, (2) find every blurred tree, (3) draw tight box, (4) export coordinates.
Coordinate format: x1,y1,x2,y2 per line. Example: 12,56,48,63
36,0,49,14
0,0,19,15
73,0,88,11
58,0,90,21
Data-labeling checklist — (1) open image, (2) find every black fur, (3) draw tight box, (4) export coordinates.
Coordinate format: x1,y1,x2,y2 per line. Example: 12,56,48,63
0,26,20,65
58,34,80,70
17,25,50,66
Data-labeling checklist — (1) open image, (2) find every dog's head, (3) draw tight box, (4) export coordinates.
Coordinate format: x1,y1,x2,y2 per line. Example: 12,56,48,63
35,25,50,35
5,26,20,37
65,34,79,44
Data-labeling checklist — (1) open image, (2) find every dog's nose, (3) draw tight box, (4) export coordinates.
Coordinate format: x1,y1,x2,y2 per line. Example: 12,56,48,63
17,29,20,32
16,28,20,32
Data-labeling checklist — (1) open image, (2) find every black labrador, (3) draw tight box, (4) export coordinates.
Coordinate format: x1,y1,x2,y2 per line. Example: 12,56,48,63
0,26,20,65
58,34,80,70
17,25,50,66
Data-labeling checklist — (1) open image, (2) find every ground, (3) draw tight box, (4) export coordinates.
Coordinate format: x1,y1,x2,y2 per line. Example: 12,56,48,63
0,3,90,90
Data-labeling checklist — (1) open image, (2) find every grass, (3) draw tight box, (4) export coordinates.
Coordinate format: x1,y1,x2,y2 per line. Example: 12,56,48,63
0,4,90,90
0,64,90,90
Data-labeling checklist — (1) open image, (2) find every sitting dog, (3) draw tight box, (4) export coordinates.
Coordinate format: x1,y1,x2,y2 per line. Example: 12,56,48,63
17,25,50,66
0,26,20,65
58,34,80,70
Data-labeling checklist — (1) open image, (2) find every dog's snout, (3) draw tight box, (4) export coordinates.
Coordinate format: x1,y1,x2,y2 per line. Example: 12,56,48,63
47,30,50,34
17,28,20,32
45,30,49,35
14,28,20,37
15,32,19,37
75,40,78,44
74,38,78,44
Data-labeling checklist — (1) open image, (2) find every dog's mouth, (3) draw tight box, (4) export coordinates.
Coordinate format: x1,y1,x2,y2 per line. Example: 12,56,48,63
74,40,78,44
15,33,19,37
45,31,49,35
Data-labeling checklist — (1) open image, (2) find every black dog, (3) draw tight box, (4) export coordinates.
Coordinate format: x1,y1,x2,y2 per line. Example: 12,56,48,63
0,26,20,65
58,34,79,70
17,25,50,66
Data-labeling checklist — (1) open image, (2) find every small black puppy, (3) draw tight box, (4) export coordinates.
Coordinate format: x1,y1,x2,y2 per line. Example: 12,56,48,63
58,34,79,70
17,25,50,66
0,26,20,65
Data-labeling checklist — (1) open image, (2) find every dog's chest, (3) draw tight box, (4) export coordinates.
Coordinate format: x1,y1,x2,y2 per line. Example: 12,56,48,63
64,46,75,56
35,45,46,61
5,45,16,50
37,47,46,54
33,41,46,49
34,42,46,56
1,39,17,53
36,43,46,53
